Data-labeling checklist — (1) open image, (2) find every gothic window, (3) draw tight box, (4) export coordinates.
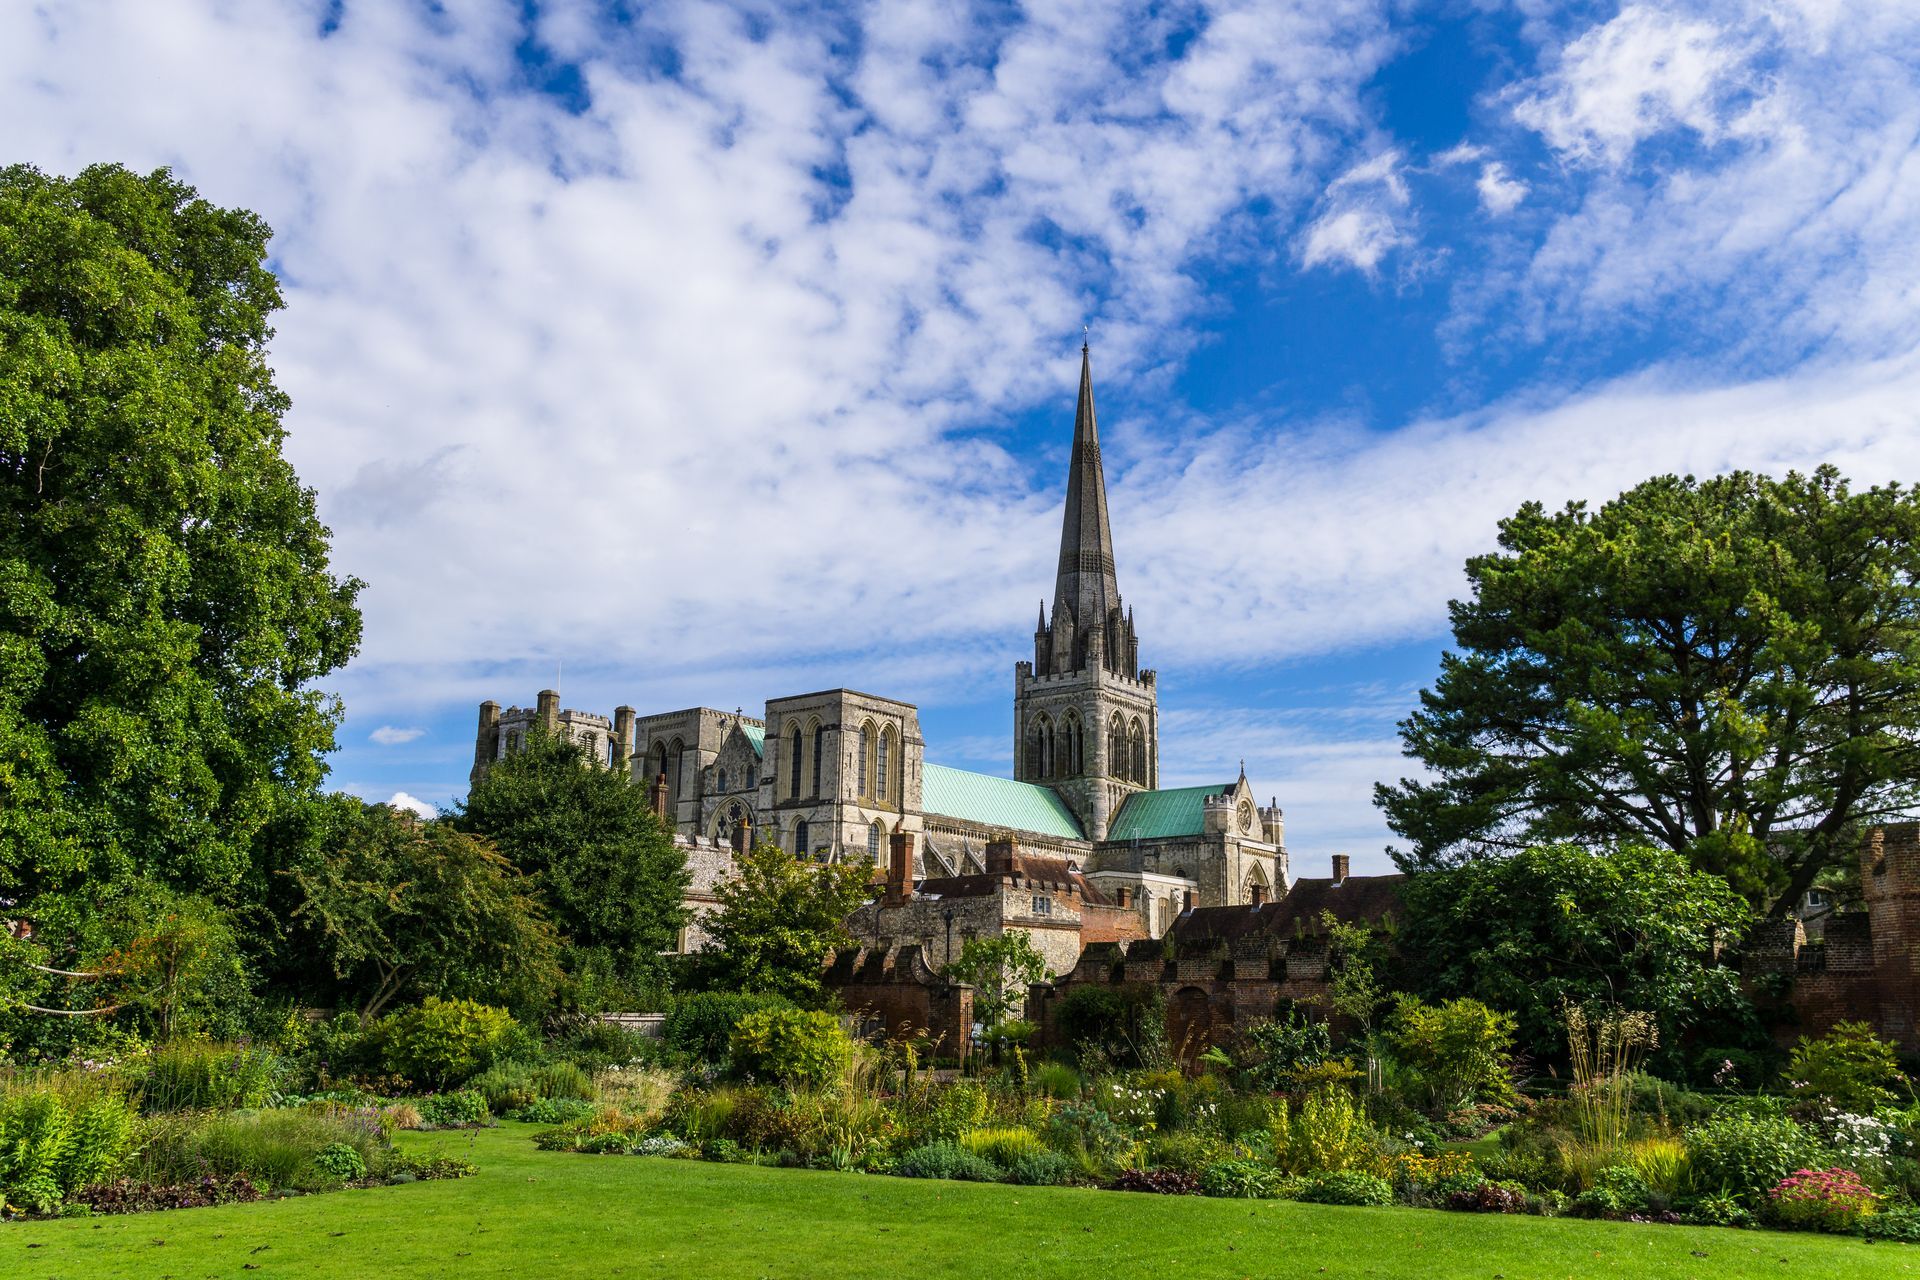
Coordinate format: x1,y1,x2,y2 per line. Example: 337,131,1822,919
795,819,811,859
1024,722,1043,779
811,723,825,797
648,742,666,781
668,738,685,797
788,727,803,798
1031,714,1053,780
1108,715,1125,779
877,725,894,802
1129,719,1146,784
1062,712,1083,776
747,765,757,789
857,723,870,796
868,821,882,860
717,769,728,793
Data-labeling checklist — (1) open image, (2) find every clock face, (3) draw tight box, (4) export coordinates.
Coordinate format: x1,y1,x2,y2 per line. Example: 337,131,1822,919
1238,800,1255,832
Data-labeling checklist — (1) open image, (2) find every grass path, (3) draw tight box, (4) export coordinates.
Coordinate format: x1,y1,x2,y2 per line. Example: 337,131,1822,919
0,1123,1909,1279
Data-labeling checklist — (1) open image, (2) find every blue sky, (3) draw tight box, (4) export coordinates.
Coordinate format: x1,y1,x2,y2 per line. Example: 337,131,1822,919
8,1,1920,875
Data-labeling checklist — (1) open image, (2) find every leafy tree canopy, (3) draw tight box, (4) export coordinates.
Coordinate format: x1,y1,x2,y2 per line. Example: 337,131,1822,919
0,163,362,898
456,728,689,986
287,798,560,1019
944,931,1048,1029
700,842,873,1006
1397,843,1752,1061
1376,468,1920,911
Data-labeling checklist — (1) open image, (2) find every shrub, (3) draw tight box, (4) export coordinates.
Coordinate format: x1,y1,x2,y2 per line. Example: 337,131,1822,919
562,1019,662,1072
1688,1193,1751,1228
512,1096,597,1125
312,1142,367,1181
1572,1165,1651,1219
594,1066,676,1123
1278,1088,1377,1175
529,1061,594,1101
960,1126,1043,1167
1786,1022,1904,1113
1297,1170,1393,1206
1623,1136,1689,1196
381,1102,423,1131
469,1063,538,1114
0,1078,138,1213
1034,1063,1081,1101
1006,1149,1076,1186
1053,984,1167,1070
1380,995,1519,1115
416,1090,490,1129
137,1041,284,1113
374,999,518,1089
1041,1101,1135,1175
79,1174,262,1214
1865,1205,1920,1243
1147,1130,1230,1175
728,1008,852,1088
1769,1167,1878,1232
1109,1168,1200,1195
664,993,795,1063
895,1141,1000,1182
1685,1112,1823,1208
914,1079,991,1144
1201,1158,1282,1199
392,1152,478,1181
1448,1181,1529,1213
132,1108,389,1193
1241,1010,1332,1091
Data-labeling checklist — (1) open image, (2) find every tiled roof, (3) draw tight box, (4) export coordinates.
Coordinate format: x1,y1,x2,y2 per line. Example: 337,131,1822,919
1106,783,1234,841
921,763,1084,840
740,723,764,758
1171,874,1408,945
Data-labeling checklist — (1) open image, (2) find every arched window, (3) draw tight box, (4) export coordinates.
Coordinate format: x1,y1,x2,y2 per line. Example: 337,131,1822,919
794,819,811,859
1032,714,1053,780
1108,715,1125,779
857,723,870,796
717,768,729,793
877,726,894,802
788,727,803,798
648,742,666,781
747,765,757,790
1024,722,1043,779
1130,719,1146,784
1062,712,1083,776
811,723,825,797
867,821,882,860
668,738,685,797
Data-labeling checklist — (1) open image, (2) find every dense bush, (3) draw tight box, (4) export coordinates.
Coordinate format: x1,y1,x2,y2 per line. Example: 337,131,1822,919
1201,1158,1283,1199
1034,1063,1082,1100
1052,984,1167,1069
131,1106,390,1193
1108,1168,1201,1195
1297,1170,1393,1206
1786,1022,1905,1112
79,1174,263,1214
560,1019,664,1072
664,992,795,1063
0,1076,138,1212
417,1090,490,1129
1006,1149,1076,1186
728,1008,852,1088
1685,1112,1823,1208
1448,1181,1529,1213
512,1096,597,1126
1768,1167,1878,1232
1380,995,1519,1114
137,1041,285,1113
1571,1165,1651,1219
374,999,519,1089
1240,1010,1332,1091
895,1141,1000,1182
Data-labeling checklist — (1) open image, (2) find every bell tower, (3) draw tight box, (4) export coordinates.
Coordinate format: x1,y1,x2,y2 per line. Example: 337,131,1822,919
1014,343,1158,840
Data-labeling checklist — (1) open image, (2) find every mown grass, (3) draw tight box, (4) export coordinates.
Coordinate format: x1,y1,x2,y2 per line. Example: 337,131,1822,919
0,1122,1909,1279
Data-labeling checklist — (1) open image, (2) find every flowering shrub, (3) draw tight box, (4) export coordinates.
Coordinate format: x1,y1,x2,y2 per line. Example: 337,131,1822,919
1448,1180,1528,1213
1100,1081,1165,1133
1817,1110,1897,1176
635,1135,689,1158
1768,1168,1877,1232
1684,1112,1821,1208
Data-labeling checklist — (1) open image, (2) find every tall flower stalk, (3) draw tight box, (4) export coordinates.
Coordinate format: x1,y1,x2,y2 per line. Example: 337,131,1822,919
1564,1003,1658,1152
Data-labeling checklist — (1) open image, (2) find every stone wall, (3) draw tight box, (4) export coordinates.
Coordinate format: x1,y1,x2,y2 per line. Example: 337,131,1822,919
826,945,973,1053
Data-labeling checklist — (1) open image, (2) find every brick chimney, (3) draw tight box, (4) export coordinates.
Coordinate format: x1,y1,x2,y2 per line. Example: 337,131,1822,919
612,706,635,769
649,771,671,822
1182,889,1195,913
886,823,916,906
1331,854,1350,885
985,835,1016,878
731,811,752,854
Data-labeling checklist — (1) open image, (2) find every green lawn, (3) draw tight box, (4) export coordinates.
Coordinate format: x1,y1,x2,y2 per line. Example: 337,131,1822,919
0,1123,1908,1280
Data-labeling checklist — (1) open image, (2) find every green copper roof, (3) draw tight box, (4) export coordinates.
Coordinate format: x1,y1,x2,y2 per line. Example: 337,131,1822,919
1107,783,1234,841
740,723,765,758
921,763,1084,840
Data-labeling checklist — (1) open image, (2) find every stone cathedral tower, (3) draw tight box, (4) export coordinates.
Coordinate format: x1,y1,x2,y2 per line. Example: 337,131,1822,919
1014,345,1158,840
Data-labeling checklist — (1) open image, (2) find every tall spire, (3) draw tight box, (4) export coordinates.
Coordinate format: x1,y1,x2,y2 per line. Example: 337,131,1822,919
1053,342,1122,667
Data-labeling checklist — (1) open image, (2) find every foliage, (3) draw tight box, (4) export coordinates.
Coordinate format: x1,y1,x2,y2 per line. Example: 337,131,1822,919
1051,984,1168,1070
1448,1180,1529,1213
136,1040,283,1113
0,162,362,912
288,800,562,1019
698,843,872,1005
1571,1164,1651,1218
77,1173,262,1214
1865,1205,1920,1243
455,728,689,995
1566,1004,1659,1149
959,1125,1044,1166
1034,1062,1082,1100
312,1140,367,1181
129,1105,391,1192
0,1075,137,1212
894,1140,1001,1182
944,932,1049,1029
1785,1022,1905,1112
1769,1168,1878,1232
727,1007,853,1088
510,1096,596,1126
1380,995,1518,1115
1398,844,1752,1057
1108,1167,1200,1195
1240,1010,1333,1091
372,998,519,1089
1201,1158,1282,1198
1005,1148,1076,1186
1685,1112,1824,1208
416,1091,490,1130
1319,912,1390,1034
1296,1170,1394,1206
663,992,795,1064
1275,1088,1378,1175
1378,468,1920,912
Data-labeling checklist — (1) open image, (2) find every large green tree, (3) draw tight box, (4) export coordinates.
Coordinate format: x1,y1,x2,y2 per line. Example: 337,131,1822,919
1377,468,1920,911
699,842,873,1005
0,163,362,899
287,798,560,1018
456,729,688,993
1397,843,1752,1062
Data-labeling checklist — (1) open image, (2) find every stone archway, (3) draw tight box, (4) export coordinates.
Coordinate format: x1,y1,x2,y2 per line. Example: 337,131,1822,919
1169,986,1214,1065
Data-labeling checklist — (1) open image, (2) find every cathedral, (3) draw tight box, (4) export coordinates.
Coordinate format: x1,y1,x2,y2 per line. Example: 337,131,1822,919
470,347,1289,967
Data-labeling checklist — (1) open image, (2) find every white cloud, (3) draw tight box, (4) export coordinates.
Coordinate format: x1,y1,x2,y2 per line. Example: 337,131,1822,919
388,791,437,819
370,725,425,746
1476,161,1527,215
1300,150,1411,273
